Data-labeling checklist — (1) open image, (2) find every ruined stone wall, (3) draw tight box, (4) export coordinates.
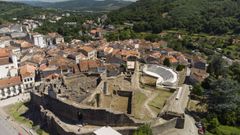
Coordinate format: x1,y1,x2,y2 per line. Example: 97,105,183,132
40,106,137,135
152,118,178,135
30,92,140,127
151,117,185,135
116,90,133,114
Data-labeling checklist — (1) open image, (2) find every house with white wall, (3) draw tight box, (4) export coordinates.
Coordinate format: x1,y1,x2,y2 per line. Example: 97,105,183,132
0,48,18,79
20,64,36,89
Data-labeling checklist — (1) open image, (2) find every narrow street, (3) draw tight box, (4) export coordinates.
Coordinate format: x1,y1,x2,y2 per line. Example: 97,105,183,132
0,93,37,135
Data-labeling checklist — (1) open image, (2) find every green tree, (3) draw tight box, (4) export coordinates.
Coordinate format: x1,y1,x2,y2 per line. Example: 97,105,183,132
229,63,240,83
133,22,146,32
208,117,220,130
207,55,226,78
207,78,240,125
134,124,153,135
176,64,185,71
163,58,171,67
192,83,204,96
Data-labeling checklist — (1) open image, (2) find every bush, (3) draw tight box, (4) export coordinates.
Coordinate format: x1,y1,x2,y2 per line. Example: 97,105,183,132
163,58,171,67
176,64,185,71
134,124,153,135
191,83,204,96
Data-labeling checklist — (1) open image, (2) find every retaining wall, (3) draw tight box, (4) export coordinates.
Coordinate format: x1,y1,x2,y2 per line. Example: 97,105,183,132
30,92,140,127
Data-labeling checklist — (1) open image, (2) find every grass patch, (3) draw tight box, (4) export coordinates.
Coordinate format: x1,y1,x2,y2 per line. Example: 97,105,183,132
133,91,150,120
148,89,172,114
7,102,33,128
215,125,240,135
6,102,49,135
187,100,207,113
178,68,186,85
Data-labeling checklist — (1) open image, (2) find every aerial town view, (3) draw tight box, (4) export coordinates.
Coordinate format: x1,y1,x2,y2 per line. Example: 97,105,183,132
0,0,240,135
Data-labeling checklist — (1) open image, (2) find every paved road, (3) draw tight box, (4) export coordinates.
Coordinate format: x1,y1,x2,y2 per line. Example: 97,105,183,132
160,115,198,135
0,93,30,107
0,93,37,135
0,114,18,135
161,84,190,115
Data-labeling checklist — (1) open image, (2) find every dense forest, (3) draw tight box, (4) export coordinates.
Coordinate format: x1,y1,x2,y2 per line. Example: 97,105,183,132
107,0,240,35
192,55,240,135
34,14,98,42
43,0,132,11
0,1,57,22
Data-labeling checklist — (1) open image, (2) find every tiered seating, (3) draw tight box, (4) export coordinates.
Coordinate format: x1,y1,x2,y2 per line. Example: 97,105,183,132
147,65,173,81
143,64,178,86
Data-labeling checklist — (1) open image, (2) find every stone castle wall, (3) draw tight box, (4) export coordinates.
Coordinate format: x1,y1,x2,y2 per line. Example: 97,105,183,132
39,104,137,135
30,92,140,127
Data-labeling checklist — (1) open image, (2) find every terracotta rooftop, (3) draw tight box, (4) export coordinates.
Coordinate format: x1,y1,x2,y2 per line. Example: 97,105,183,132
31,54,46,64
79,60,101,72
80,46,95,53
0,48,10,58
20,64,36,78
49,56,70,67
15,40,33,48
90,29,97,35
0,76,22,89
150,52,161,58
48,32,62,38
167,56,178,63
119,50,139,57
79,60,88,72
191,68,209,82
0,36,11,41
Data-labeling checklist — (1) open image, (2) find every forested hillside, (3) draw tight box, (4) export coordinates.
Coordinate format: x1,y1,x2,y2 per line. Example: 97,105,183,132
0,1,56,23
18,0,132,11
108,0,240,34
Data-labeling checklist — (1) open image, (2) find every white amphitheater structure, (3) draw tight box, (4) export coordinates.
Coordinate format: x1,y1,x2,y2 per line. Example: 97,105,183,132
143,64,178,88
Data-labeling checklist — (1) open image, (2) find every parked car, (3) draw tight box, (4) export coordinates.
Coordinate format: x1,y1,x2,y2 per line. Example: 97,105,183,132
198,128,204,135
195,122,202,128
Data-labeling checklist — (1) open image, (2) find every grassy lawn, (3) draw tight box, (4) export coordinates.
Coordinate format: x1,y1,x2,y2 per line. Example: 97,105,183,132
148,89,172,114
6,102,49,135
133,91,150,120
7,102,33,128
187,100,207,113
215,125,240,135
178,68,186,85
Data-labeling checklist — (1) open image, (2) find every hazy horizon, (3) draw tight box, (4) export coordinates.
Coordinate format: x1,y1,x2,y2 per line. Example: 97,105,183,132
0,0,137,2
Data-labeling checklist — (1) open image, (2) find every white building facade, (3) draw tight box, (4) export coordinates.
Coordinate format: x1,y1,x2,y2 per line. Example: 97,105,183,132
0,51,18,79
0,77,24,100
32,34,47,48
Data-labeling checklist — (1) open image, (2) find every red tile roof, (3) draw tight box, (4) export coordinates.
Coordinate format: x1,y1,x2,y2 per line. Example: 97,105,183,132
80,46,95,53
0,76,22,89
79,60,101,72
0,48,10,58
20,64,36,78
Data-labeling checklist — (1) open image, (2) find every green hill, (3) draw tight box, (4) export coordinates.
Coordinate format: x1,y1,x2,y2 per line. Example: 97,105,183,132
108,0,240,34
18,0,133,12
0,1,56,23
